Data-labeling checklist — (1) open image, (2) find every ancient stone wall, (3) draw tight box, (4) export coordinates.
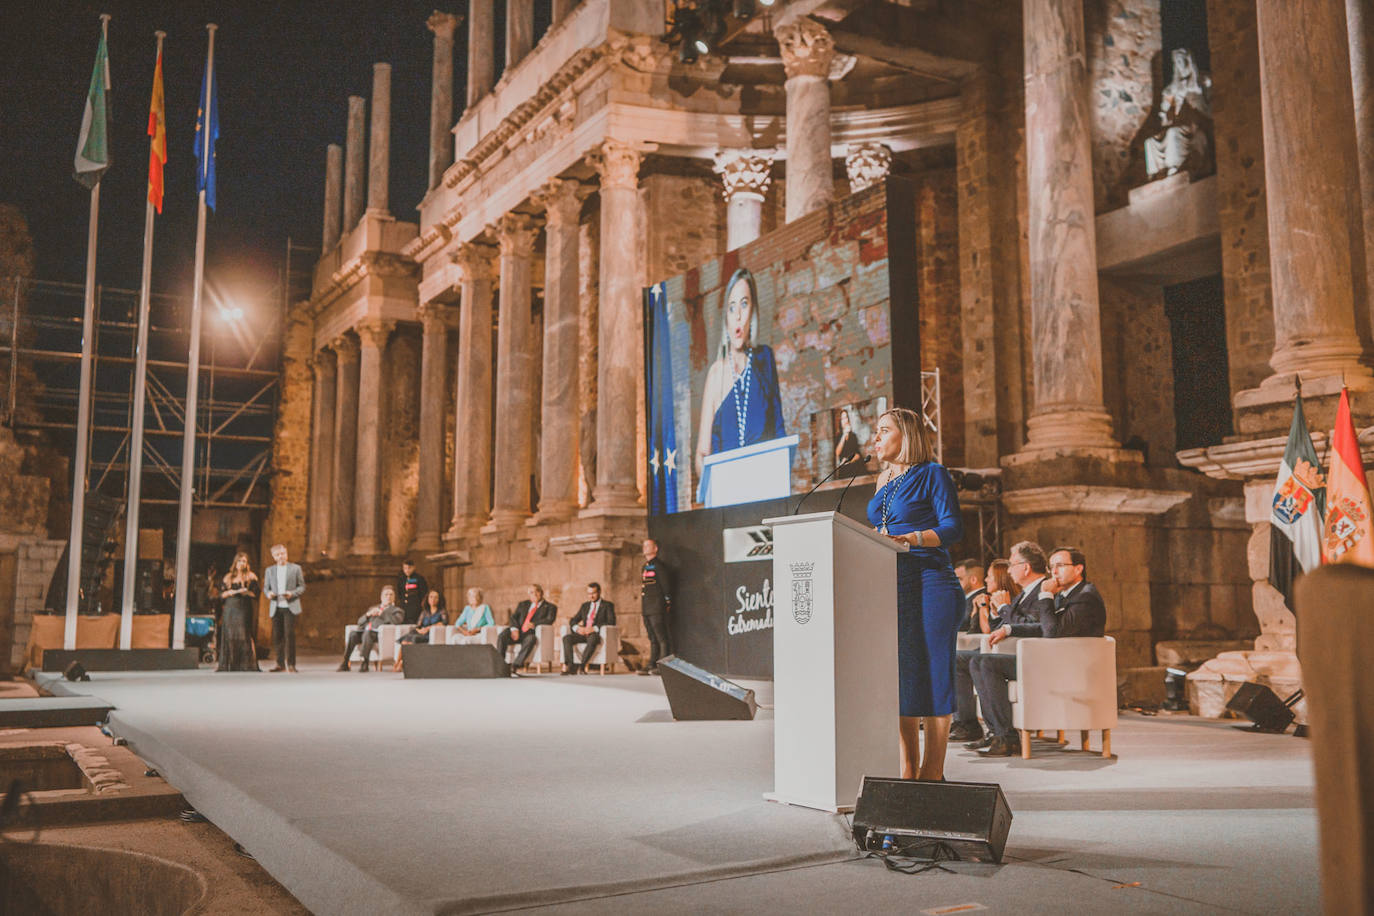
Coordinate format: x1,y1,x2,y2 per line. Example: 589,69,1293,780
642,170,726,286
914,169,965,466
383,326,422,556
1084,0,1162,213
1206,0,1274,398
259,307,314,566
1099,277,1176,465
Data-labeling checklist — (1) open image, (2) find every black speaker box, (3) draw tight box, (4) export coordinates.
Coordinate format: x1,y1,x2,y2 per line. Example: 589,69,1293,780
1226,681,1294,732
401,644,509,678
852,777,1012,863
657,656,757,720
41,648,200,672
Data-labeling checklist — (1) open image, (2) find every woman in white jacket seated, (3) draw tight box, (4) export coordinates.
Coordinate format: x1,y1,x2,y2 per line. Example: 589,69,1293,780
450,587,494,645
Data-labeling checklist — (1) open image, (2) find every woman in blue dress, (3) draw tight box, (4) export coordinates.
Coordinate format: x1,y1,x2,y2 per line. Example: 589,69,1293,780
867,406,965,781
694,268,786,481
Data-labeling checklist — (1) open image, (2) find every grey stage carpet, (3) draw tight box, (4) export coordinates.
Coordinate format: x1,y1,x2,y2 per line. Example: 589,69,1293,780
37,663,1321,915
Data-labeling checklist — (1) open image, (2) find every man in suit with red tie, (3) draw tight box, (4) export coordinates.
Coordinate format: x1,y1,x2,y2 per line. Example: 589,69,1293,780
497,584,557,676
561,582,616,675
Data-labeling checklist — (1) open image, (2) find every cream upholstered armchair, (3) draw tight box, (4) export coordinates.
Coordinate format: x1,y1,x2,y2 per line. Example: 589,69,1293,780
501,625,556,672
1007,636,1117,758
343,624,413,670
556,624,621,675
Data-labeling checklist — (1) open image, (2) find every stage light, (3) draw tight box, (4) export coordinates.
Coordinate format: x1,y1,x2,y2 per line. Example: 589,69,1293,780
732,0,754,19
758,0,775,6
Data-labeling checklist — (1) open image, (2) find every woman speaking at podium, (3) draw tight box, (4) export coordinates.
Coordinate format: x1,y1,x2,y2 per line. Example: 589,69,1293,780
867,407,964,781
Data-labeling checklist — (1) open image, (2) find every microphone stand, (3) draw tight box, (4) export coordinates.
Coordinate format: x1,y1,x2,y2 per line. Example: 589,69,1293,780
794,455,868,515
834,457,870,518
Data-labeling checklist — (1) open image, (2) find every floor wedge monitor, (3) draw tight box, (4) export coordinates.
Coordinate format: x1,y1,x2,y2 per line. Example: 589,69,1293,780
658,656,757,720
401,644,509,678
851,776,1012,863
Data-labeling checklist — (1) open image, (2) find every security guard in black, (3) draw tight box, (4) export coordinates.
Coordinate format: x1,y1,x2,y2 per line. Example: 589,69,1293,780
639,538,673,674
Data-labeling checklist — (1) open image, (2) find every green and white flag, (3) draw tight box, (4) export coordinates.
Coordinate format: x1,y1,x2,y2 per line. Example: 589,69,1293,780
74,25,112,188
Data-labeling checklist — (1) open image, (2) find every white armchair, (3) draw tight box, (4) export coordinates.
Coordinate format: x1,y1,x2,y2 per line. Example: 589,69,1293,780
501,624,556,672
394,624,501,660
557,624,621,675
1009,636,1117,759
344,624,412,670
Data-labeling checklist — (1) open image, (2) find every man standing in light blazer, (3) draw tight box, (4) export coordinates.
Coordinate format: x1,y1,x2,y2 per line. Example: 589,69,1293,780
263,543,306,672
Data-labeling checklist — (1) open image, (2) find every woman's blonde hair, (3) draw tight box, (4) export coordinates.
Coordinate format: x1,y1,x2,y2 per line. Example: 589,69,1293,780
880,407,934,465
466,586,483,603
224,551,255,586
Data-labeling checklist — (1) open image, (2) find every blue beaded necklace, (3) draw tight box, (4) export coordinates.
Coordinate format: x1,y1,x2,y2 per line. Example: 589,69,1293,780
731,349,753,447
879,464,912,535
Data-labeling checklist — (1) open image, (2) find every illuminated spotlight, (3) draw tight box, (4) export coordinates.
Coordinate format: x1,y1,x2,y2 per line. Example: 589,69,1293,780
693,36,710,54
758,0,775,6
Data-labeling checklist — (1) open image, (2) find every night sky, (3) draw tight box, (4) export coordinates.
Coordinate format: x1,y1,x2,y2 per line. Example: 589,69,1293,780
2,1,469,311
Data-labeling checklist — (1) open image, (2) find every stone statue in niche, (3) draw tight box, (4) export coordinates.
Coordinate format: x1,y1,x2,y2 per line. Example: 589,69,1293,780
1144,48,1213,180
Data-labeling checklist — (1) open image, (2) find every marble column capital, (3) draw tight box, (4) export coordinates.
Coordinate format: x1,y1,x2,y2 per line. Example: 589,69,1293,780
845,142,893,192
775,19,853,81
426,9,461,37
713,149,774,203
534,178,588,229
452,241,498,280
331,333,360,363
310,348,337,373
496,213,537,259
416,301,459,331
587,139,646,191
354,318,394,350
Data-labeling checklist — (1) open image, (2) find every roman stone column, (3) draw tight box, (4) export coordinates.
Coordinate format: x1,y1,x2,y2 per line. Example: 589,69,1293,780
584,139,645,513
1348,0,1374,333
467,0,495,106
1019,0,1118,451
487,214,539,530
351,319,394,555
533,179,584,520
775,20,853,223
845,142,893,192
427,11,459,192
1255,0,1372,378
448,243,498,538
368,63,392,216
414,303,455,552
507,0,534,68
329,334,360,557
713,150,773,250
344,96,366,231
322,144,343,251
306,348,337,558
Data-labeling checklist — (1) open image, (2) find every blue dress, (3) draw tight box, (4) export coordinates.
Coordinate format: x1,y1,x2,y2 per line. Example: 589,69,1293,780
709,346,785,453
866,462,965,717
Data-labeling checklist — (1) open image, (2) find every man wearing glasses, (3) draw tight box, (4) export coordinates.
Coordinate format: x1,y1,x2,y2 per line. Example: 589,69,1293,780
952,541,1052,748
970,545,1107,758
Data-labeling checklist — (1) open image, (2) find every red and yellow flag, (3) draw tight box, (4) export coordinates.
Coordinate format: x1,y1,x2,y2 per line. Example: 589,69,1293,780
147,46,166,213
1322,388,1374,566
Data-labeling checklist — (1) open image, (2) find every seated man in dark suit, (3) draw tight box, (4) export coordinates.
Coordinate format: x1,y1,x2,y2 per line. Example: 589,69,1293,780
496,584,557,676
952,544,1050,747
338,586,404,672
970,546,1107,757
561,582,616,675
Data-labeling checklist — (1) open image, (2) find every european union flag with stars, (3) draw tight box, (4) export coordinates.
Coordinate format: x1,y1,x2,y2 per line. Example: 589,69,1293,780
193,55,219,210
645,282,678,514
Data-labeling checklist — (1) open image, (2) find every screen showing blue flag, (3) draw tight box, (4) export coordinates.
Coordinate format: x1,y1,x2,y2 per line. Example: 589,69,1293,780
193,61,219,210
646,282,678,514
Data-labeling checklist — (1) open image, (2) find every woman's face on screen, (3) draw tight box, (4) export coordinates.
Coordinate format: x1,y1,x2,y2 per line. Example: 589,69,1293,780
725,278,753,353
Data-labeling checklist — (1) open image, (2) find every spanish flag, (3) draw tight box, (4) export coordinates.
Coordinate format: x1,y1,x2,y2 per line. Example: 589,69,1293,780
1321,388,1374,566
147,45,166,213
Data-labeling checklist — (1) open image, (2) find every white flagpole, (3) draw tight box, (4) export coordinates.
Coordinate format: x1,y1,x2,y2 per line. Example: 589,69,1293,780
119,29,165,651
64,12,111,653
172,22,216,651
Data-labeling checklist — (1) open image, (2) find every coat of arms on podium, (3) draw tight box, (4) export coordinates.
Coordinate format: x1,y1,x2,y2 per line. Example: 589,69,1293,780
789,561,814,625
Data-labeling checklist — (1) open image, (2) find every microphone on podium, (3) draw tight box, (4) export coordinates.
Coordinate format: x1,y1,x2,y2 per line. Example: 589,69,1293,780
793,454,870,516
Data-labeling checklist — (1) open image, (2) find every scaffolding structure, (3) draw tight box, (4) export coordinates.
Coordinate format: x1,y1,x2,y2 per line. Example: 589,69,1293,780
1,275,283,511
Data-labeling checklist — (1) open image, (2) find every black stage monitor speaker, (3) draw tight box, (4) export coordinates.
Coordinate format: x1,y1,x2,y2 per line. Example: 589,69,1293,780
1226,681,1295,732
401,644,509,678
657,656,757,720
851,777,1012,863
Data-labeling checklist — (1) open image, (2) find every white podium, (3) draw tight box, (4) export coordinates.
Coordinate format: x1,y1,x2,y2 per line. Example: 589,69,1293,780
762,510,907,812
697,434,799,508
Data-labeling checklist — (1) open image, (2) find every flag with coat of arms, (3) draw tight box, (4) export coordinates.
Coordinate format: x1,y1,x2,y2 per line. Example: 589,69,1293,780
1321,387,1374,566
1269,391,1325,610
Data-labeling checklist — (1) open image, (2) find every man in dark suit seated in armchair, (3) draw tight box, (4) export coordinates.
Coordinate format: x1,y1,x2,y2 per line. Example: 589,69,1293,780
337,586,404,672
969,546,1107,757
497,584,557,676
561,582,616,675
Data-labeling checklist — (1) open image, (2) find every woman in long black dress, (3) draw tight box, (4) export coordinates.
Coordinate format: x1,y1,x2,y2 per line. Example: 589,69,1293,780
866,407,964,781
217,552,261,672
